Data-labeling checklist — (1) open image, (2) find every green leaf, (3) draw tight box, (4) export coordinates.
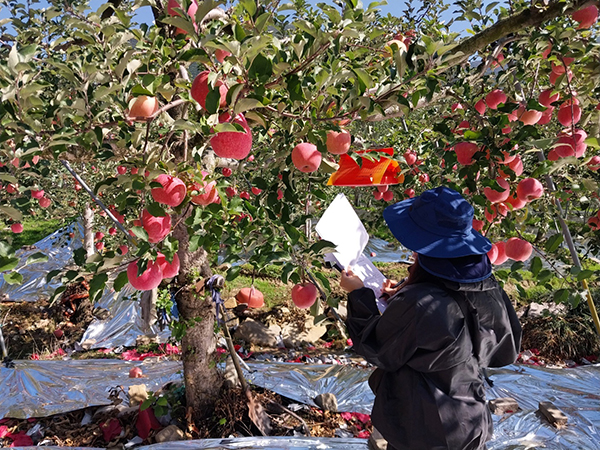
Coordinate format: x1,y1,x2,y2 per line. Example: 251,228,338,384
309,240,336,255
3,271,23,285
536,269,552,283
146,202,167,217
26,252,48,265
553,288,569,303
283,223,301,245
130,226,149,241
140,398,153,411
47,269,62,283
248,54,273,83
584,137,600,149
577,269,594,281
226,265,241,281
0,205,23,222
0,256,19,272
89,273,108,303
530,256,542,276
240,0,256,16
74,247,87,266
281,263,295,284
113,271,129,292
544,234,563,253
0,241,12,257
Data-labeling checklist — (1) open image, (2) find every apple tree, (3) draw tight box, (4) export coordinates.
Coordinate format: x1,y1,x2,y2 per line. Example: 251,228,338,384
0,0,599,419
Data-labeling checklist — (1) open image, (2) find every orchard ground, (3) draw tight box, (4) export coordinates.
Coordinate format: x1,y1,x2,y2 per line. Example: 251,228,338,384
0,221,599,446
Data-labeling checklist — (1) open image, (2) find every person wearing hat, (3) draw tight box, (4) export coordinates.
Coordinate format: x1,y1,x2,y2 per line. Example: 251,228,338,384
340,186,522,450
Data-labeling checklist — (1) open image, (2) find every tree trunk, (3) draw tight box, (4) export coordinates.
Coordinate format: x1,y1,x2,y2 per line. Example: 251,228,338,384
83,203,94,258
173,211,222,419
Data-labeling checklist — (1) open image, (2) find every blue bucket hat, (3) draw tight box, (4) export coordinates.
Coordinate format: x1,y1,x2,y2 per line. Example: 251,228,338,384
383,186,491,258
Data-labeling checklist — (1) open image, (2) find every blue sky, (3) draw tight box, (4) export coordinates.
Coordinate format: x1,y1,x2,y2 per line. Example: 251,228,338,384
1,0,460,33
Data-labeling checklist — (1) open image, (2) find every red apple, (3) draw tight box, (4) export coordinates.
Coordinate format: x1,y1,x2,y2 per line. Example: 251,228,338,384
191,71,228,109
95,232,105,241
557,102,582,127
167,0,198,34
505,195,526,210
487,244,498,264
117,166,127,175
225,186,237,198
485,89,507,110
6,184,17,194
54,329,64,339
538,89,560,107
484,177,510,204
128,96,159,121
11,223,23,234
572,5,598,29
156,252,180,278
235,286,264,308
516,178,544,202
505,237,533,261
31,189,44,199
222,167,232,177
140,209,171,243
537,106,554,125
291,283,318,309
39,197,51,208
129,367,143,378
251,187,262,195
215,49,232,63
472,219,484,232
587,155,600,171
277,189,284,200
403,150,417,165
454,142,479,165
326,129,351,155
492,242,508,265
118,245,128,255
190,172,220,206
550,69,573,85
519,110,542,125
292,143,321,173
418,173,429,183
240,191,250,200
475,99,486,115
404,188,415,198
588,215,600,231
127,260,163,291
382,190,394,202
210,113,253,160
151,174,186,207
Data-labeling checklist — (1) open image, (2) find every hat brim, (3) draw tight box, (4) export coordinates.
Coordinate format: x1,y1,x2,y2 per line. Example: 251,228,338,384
383,198,492,258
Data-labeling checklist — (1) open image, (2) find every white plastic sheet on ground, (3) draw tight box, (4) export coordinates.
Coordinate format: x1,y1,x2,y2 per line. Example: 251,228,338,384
0,221,84,302
79,283,170,349
2,360,600,449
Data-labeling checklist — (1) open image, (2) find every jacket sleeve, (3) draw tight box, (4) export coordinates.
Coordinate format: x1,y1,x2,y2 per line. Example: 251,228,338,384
345,287,418,371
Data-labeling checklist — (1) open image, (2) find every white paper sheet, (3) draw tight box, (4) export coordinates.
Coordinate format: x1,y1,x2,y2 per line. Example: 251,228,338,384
315,193,369,269
316,194,388,312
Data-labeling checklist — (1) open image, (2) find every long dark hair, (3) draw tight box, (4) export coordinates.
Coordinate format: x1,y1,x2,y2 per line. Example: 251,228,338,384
402,257,434,287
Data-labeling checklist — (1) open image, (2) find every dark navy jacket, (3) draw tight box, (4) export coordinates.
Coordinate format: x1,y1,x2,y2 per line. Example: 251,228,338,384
346,276,522,450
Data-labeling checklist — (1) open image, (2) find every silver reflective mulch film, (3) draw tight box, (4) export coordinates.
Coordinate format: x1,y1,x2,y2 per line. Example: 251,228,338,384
2,360,600,449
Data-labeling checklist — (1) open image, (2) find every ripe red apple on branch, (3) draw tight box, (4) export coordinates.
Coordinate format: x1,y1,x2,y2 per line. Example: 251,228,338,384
292,143,322,173
191,71,228,110
140,209,171,243
505,237,533,261
326,129,351,155
210,113,253,160
291,283,318,309
151,174,186,207
127,260,163,291
127,96,159,122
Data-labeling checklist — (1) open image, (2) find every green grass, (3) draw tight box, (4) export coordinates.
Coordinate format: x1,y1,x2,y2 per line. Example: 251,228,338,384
1,218,68,249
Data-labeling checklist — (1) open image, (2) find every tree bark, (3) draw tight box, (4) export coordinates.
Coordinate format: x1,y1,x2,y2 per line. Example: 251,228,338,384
173,210,222,419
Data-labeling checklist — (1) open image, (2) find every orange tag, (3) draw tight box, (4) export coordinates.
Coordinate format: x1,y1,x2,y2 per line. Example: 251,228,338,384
327,148,404,186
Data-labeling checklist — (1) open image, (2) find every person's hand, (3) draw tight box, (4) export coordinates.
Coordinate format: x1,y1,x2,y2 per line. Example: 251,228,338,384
340,268,364,292
381,278,402,298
